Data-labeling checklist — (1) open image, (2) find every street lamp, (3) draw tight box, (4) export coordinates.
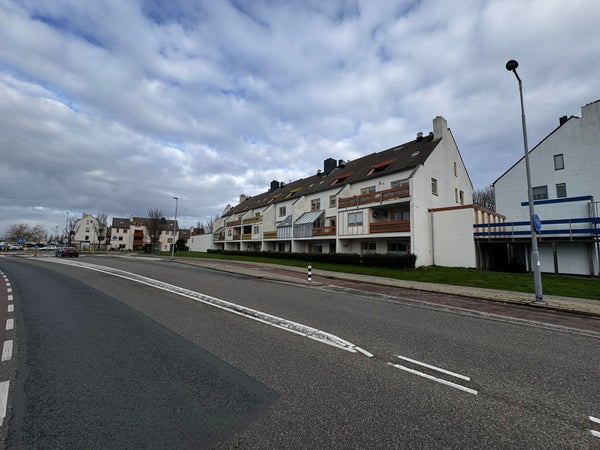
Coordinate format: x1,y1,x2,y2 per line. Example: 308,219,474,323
65,211,69,245
170,197,179,261
505,59,543,303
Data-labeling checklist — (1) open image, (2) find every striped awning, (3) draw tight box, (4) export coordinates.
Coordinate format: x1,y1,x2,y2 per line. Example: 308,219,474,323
276,215,293,227
294,210,324,225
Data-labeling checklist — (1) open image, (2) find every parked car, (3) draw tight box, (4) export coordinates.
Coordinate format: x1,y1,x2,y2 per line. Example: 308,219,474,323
8,244,23,251
56,247,79,258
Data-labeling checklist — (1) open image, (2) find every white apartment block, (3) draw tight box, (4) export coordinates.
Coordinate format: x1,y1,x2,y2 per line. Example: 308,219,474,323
110,216,179,252
489,99,600,276
213,116,495,268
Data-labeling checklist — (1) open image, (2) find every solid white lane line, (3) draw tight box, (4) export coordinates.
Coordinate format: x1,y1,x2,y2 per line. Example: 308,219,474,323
46,259,359,353
387,362,478,395
355,347,375,358
1,341,12,362
0,381,8,426
396,354,471,381
5,319,13,331
7,305,13,313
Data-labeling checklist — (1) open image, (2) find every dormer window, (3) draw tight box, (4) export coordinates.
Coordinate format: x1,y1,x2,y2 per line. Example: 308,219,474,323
331,173,350,185
367,159,395,176
284,187,301,199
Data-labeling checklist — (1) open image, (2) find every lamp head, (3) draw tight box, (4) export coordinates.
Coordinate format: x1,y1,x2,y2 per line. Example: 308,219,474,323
505,60,519,71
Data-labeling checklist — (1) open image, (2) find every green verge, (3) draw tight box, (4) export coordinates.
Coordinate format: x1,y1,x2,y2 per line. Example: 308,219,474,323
161,251,600,301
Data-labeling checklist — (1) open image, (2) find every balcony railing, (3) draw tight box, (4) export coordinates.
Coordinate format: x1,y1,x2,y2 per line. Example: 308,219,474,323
232,234,241,241
474,217,600,240
312,226,336,236
226,219,241,227
242,233,252,240
369,219,410,234
263,231,277,239
242,215,263,224
339,185,410,208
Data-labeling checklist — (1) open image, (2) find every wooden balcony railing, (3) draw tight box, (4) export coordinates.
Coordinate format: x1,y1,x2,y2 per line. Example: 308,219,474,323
232,234,241,241
263,231,277,239
312,226,336,236
339,185,410,208
242,233,252,240
369,219,410,234
226,219,241,227
242,215,263,224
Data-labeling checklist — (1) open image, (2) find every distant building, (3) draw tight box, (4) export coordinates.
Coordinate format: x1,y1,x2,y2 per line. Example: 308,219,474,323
109,216,179,252
73,213,103,248
487,100,600,276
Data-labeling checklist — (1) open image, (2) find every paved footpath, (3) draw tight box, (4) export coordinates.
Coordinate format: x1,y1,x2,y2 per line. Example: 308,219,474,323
164,257,600,319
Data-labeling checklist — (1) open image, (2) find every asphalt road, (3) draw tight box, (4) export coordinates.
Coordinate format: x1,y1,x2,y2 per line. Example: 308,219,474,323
0,254,599,448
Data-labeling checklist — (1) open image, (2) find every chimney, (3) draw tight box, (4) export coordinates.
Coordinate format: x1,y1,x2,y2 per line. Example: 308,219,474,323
323,157,337,174
338,159,345,168
433,115,447,139
239,194,247,204
416,132,424,142
559,116,568,126
270,180,280,192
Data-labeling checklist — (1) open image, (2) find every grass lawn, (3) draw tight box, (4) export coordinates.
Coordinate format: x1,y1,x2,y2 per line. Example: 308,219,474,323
165,251,600,301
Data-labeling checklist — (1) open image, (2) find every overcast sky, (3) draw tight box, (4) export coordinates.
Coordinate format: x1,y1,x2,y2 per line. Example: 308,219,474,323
1,0,599,238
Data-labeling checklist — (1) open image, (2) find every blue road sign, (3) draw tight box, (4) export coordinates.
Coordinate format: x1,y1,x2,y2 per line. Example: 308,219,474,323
533,214,542,233
16,237,24,244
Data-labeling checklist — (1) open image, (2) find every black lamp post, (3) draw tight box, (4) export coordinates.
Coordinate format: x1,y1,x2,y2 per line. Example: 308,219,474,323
505,59,543,303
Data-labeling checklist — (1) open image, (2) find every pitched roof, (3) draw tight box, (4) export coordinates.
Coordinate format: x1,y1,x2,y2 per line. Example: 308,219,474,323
224,135,440,217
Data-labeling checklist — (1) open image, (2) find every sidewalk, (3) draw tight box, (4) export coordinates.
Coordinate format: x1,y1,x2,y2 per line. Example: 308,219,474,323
170,257,600,319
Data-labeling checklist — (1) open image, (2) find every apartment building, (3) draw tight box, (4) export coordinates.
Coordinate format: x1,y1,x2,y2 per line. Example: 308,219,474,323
487,100,600,276
110,216,179,252
213,116,487,268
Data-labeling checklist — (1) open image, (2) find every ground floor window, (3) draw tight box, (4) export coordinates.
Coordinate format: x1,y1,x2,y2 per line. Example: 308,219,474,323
361,241,376,254
388,241,409,254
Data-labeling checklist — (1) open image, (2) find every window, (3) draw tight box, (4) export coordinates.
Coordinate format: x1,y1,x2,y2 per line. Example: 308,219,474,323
455,188,459,203
253,225,259,234
392,210,410,221
360,186,376,195
459,190,464,205
85,235,89,240
348,212,363,226
361,241,376,253
85,227,90,232
367,159,395,176
331,173,350,185
387,241,408,254
311,198,320,211
227,229,232,237
556,183,567,198
329,195,336,208
532,185,548,200
554,154,564,170
391,179,409,189
453,162,457,177
279,206,286,217
431,178,438,195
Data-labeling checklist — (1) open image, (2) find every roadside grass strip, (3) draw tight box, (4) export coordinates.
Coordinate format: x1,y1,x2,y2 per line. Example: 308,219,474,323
590,416,600,438
47,259,359,353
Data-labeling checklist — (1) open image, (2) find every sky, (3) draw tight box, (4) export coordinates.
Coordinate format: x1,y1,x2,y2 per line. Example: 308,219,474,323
1,0,599,238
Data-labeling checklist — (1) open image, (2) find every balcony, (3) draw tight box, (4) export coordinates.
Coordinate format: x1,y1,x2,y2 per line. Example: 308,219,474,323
369,219,410,234
339,185,410,208
263,231,277,239
243,215,263,225
242,233,252,240
312,225,336,236
226,219,241,227
232,234,241,241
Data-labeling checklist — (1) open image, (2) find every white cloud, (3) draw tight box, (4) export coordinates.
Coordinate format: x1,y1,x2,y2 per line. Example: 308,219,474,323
1,0,600,236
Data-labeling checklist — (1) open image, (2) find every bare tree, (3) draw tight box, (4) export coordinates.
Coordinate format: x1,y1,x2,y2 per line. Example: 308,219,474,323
473,185,495,211
4,223,46,242
90,212,109,250
67,216,77,245
146,208,164,245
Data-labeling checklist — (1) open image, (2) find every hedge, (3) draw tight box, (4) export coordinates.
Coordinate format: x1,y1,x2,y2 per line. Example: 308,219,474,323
206,249,416,269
